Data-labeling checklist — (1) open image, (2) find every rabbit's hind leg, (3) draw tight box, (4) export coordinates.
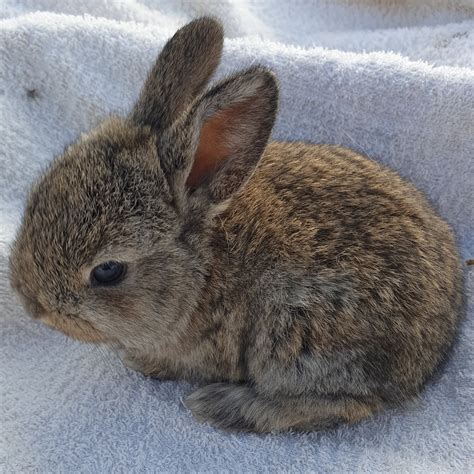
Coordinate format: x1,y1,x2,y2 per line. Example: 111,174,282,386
184,382,378,432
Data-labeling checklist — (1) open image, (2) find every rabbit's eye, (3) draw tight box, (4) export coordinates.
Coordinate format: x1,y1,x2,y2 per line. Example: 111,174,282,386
91,261,126,287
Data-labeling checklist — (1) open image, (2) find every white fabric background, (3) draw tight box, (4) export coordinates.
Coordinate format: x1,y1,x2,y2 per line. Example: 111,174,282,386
1,1,473,472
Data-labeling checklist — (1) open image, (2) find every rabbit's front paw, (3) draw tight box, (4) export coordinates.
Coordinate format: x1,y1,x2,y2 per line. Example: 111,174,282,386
121,353,149,374
120,351,177,380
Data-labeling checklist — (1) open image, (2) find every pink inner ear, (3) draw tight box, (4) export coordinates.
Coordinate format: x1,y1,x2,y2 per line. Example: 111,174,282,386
186,101,248,189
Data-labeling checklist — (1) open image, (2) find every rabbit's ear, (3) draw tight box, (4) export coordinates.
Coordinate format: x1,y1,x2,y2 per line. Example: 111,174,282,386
159,66,278,209
130,17,223,132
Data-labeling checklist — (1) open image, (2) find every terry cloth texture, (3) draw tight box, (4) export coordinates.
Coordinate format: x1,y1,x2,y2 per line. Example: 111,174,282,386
0,1,473,472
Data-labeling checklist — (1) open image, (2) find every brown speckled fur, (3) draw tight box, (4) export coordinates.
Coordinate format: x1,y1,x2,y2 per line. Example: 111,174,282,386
9,18,463,433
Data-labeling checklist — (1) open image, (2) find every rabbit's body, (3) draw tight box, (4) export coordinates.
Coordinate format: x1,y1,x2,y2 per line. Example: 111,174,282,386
122,141,462,430
10,18,462,432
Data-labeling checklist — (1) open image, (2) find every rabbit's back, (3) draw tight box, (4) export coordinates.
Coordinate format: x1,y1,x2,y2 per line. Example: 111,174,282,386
216,142,462,401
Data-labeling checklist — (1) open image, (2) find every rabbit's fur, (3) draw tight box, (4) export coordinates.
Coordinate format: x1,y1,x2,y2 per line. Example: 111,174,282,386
9,18,462,432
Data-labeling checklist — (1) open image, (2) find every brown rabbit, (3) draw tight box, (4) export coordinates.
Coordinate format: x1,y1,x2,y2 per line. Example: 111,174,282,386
9,17,463,432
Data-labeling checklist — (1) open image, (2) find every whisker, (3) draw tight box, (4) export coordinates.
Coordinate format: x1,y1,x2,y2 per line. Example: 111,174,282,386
68,317,118,372
342,130,373,161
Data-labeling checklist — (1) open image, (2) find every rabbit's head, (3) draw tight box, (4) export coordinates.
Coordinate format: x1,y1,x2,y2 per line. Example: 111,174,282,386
9,18,278,350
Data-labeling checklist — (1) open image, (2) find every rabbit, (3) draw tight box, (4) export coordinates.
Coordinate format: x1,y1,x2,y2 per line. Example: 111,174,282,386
9,17,463,433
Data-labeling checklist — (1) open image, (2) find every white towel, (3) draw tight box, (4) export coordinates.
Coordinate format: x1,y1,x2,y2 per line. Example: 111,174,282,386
1,1,473,472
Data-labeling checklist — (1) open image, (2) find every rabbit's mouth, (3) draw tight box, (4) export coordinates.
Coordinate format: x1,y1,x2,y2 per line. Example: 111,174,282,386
12,285,108,343
40,312,108,343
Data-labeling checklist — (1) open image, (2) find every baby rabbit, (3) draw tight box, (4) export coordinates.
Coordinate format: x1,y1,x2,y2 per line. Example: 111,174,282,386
10,18,462,432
